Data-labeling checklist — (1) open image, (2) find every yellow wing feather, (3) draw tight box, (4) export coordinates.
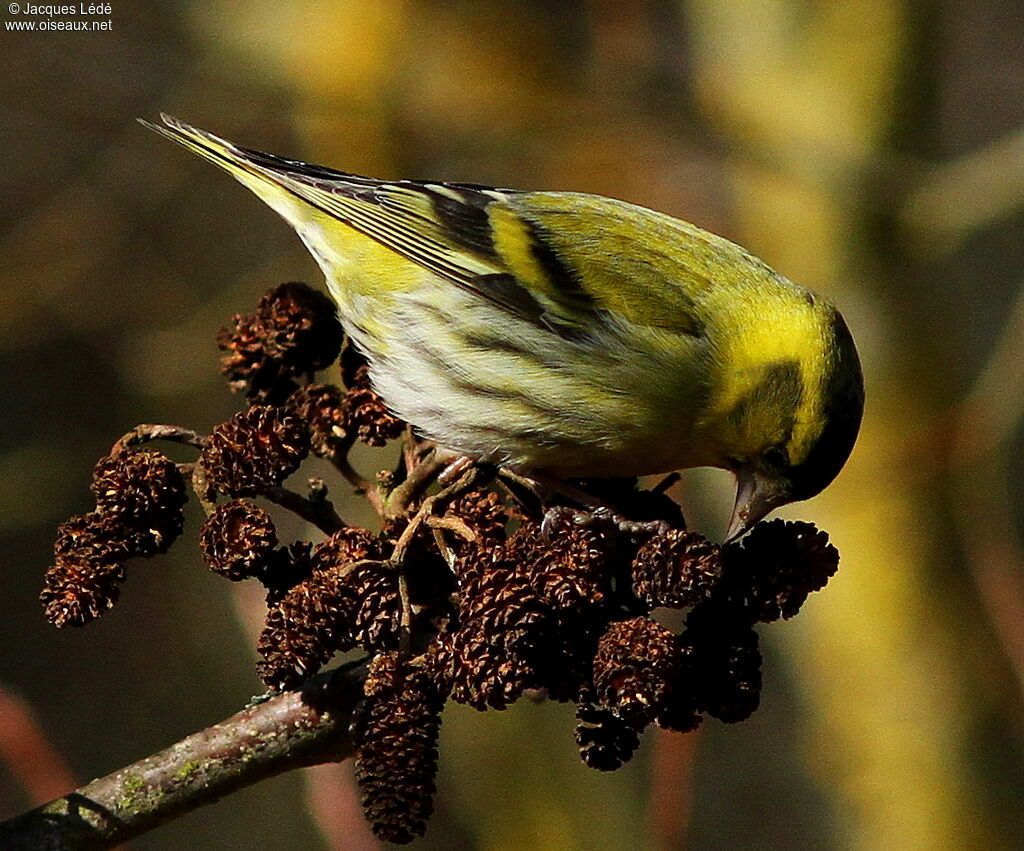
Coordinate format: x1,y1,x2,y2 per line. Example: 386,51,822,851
142,115,712,337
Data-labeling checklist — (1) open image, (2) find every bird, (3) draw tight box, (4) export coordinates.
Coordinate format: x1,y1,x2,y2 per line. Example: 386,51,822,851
141,114,864,541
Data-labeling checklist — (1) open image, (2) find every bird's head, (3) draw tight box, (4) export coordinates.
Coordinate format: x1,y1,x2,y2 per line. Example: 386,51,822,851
716,305,864,542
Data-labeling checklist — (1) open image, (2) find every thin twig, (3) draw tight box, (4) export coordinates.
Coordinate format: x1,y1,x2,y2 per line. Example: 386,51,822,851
332,453,385,518
110,424,207,456
264,486,347,535
397,570,414,656
425,515,477,569
389,465,484,650
652,472,682,495
431,527,458,569
189,462,217,517
522,470,611,510
0,661,367,850
400,425,423,475
495,469,544,518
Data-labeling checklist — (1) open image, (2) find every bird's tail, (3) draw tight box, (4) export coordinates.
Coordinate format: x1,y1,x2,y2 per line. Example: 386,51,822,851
138,114,278,189
138,113,362,231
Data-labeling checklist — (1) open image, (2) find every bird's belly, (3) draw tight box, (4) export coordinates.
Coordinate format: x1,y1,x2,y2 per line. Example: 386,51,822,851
371,362,703,477
334,281,712,479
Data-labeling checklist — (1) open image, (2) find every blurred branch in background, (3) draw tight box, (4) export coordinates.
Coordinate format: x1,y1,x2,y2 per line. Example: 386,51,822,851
900,126,1024,258
303,762,381,851
949,280,1024,719
0,686,77,809
646,726,700,851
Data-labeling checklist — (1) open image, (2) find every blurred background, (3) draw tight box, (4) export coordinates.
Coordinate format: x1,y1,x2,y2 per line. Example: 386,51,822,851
3,0,1024,848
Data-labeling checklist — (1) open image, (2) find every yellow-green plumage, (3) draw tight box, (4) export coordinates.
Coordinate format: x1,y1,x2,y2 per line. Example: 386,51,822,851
143,114,864,539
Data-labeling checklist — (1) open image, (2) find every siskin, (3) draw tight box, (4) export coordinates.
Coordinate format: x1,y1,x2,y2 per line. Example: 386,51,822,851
142,115,864,541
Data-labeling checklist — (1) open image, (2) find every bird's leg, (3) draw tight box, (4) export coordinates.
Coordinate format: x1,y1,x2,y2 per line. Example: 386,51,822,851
389,461,489,652
383,445,453,519
436,453,475,485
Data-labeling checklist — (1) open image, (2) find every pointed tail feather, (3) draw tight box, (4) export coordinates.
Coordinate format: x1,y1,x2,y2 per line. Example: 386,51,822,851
139,113,352,235
138,114,264,183
142,115,506,281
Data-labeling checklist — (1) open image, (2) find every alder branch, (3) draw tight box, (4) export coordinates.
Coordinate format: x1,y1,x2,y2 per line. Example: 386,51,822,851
0,661,367,851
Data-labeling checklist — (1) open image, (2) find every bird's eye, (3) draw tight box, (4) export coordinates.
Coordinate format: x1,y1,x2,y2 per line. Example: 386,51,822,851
763,446,788,470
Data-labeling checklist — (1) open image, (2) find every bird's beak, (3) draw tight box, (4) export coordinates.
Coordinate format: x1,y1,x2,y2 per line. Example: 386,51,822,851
725,467,788,543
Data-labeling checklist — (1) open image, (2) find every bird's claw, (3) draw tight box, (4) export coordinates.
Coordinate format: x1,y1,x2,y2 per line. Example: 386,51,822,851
244,690,278,708
591,506,672,539
541,504,671,541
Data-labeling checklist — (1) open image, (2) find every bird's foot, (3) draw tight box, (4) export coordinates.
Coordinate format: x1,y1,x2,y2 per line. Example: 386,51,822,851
540,504,672,541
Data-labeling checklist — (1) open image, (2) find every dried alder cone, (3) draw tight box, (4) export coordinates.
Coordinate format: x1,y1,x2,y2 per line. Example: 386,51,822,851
42,450,187,626
201,406,311,497
41,282,843,844
218,281,343,403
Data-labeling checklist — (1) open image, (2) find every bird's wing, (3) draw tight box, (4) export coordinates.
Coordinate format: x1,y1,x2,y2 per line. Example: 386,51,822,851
143,115,705,338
